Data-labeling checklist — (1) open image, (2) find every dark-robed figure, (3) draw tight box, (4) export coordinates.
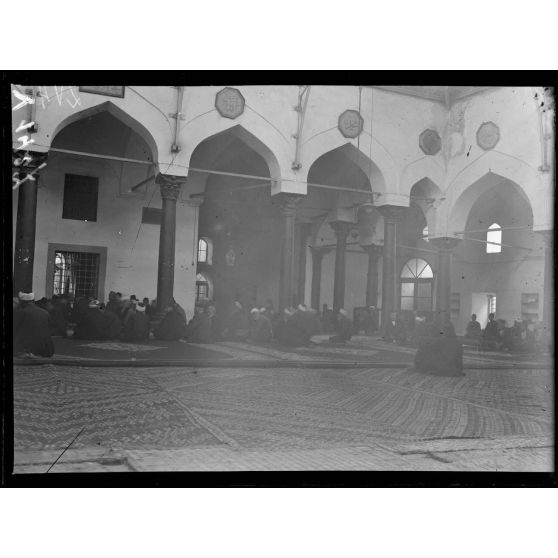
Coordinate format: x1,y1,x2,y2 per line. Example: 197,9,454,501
153,303,187,341
74,299,123,340
48,295,71,336
329,309,353,343
222,301,250,340
184,305,213,343
13,292,55,357
121,303,150,342
247,308,273,343
413,312,464,377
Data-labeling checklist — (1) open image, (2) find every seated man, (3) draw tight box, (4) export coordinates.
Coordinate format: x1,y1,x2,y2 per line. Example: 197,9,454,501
481,313,500,349
223,301,250,340
100,304,123,340
321,304,336,334
413,312,464,377
276,306,312,347
49,295,71,337
184,305,213,343
248,308,273,343
13,292,55,357
121,303,150,342
465,314,482,340
153,304,187,341
74,300,122,340
329,309,353,344
383,312,407,344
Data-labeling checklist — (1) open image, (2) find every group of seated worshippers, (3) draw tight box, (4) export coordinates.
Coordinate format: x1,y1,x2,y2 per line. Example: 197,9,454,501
213,300,327,347
464,312,542,353
13,291,55,357
63,291,158,342
73,298,150,342
412,311,464,377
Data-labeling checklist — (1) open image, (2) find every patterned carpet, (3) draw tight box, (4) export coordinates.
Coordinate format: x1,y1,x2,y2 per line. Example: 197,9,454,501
13,362,553,472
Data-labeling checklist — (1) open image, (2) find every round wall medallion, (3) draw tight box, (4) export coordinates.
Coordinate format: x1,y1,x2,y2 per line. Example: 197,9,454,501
215,87,245,119
476,121,500,150
338,110,364,138
419,129,442,155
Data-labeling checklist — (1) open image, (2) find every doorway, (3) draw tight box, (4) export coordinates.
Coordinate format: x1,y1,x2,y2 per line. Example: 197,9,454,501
471,292,496,330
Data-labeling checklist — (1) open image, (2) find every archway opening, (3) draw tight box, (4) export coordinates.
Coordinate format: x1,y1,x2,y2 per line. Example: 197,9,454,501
191,126,282,312
450,173,542,332
43,106,157,303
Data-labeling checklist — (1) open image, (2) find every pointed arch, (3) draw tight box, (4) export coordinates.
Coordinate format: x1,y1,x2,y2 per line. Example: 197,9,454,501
186,124,283,194
51,101,159,165
439,151,545,234
182,115,288,183
400,157,445,200
409,177,444,236
301,129,397,197
445,171,534,236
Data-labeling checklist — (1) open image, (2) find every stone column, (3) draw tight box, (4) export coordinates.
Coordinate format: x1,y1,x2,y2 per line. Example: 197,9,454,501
330,220,354,313
156,173,184,312
362,243,381,308
537,230,554,327
430,237,461,318
277,194,304,311
13,152,48,295
377,205,406,330
296,222,313,305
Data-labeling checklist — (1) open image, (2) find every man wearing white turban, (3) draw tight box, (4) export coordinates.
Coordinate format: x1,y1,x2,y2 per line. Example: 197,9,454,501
13,292,55,357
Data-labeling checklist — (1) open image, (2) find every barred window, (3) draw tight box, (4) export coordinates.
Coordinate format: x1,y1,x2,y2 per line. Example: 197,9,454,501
53,250,100,299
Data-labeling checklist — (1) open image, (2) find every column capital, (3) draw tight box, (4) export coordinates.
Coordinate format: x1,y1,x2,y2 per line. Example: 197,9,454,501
156,173,185,201
13,151,48,184
429,236,461,251
329,220,355,239
376,204,407,222
275,193,305,216
361,243,382,257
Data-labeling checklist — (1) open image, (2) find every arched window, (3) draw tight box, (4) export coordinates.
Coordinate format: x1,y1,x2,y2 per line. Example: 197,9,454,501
486,223,502,253
400,258,434,311
197,238,208,263
197,237,213,265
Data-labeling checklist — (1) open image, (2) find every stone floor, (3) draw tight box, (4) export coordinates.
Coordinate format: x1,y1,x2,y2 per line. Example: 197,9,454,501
11,339,554,473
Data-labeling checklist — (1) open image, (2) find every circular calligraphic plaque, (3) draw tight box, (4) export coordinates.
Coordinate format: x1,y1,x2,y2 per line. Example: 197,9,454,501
215,87,245,119
338,110,364,138
476,121,500,150
419,129,442,155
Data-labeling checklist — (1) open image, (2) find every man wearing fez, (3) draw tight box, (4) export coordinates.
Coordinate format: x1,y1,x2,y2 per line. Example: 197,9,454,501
13,291,55,357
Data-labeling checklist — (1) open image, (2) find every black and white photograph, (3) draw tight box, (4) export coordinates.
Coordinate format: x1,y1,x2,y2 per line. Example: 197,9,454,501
5,79,555,478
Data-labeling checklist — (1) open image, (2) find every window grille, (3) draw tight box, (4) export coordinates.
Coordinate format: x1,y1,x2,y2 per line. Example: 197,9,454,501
53,250,100,299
